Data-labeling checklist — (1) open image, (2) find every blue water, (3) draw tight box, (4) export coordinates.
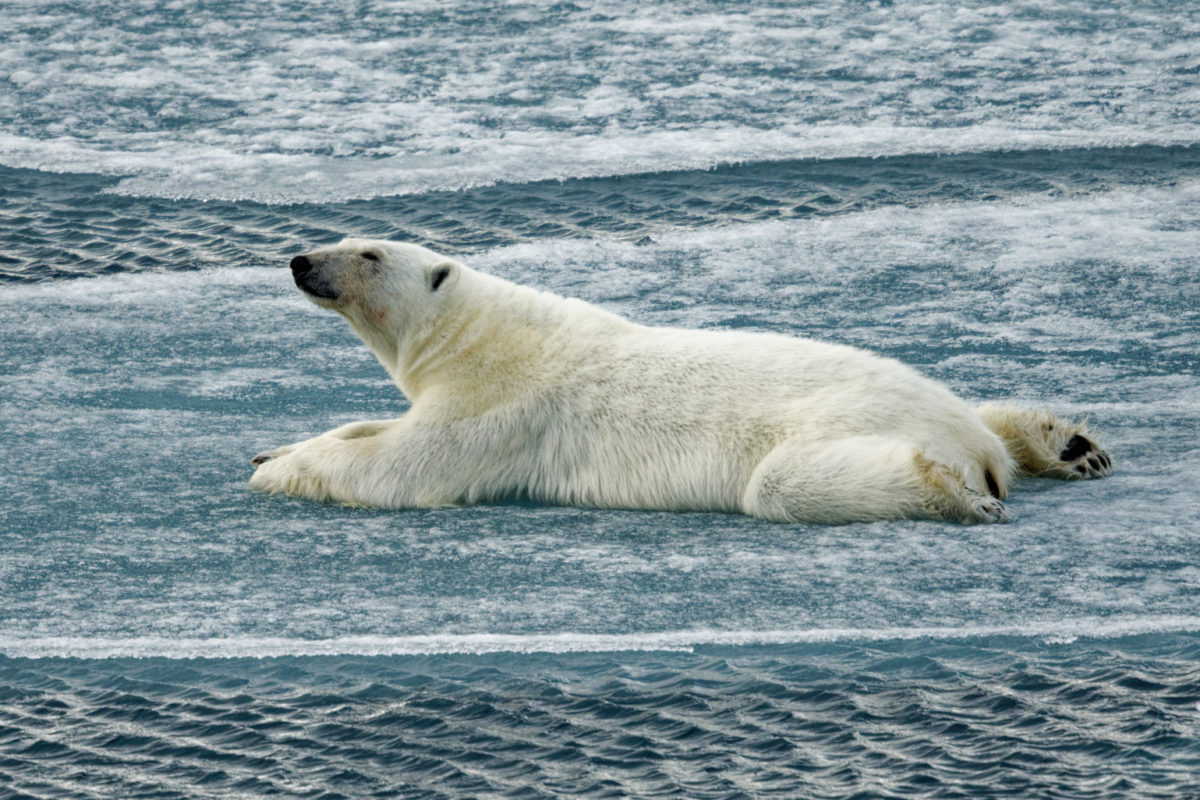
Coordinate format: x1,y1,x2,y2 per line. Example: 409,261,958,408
3,1,1200,797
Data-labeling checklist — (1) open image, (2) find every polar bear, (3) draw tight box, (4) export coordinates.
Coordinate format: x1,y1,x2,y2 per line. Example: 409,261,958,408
249,238,1112,524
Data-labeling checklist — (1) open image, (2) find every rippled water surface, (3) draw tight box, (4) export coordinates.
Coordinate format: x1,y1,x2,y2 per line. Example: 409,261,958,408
4,637,1200,799
3,1,1200,797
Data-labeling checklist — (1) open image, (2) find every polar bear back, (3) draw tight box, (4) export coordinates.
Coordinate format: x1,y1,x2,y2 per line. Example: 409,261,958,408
413,296,1002,513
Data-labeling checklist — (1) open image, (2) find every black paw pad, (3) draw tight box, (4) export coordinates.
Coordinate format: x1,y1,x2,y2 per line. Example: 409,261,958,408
1057,434,1113,479
1059,434,1093,462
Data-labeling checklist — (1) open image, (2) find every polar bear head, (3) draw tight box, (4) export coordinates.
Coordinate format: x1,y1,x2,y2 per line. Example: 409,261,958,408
290,238,460,312
289,237,465,332
288,238,467,381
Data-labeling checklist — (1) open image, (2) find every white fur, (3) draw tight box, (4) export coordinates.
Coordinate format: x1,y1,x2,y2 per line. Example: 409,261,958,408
250,239,1112,524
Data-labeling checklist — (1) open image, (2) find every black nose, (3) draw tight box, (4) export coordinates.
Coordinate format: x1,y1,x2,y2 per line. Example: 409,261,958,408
290,255,312,275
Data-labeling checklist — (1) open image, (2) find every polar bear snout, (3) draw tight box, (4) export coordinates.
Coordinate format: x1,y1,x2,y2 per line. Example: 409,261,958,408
290,254,339,300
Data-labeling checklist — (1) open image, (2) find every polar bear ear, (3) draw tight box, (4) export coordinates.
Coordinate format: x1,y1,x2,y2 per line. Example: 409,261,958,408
428,260,458,293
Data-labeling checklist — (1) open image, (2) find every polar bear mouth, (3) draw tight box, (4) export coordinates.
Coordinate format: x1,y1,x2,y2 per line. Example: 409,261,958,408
290,255,340,300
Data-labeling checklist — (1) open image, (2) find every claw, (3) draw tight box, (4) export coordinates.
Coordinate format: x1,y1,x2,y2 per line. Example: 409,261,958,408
975,496,1010,524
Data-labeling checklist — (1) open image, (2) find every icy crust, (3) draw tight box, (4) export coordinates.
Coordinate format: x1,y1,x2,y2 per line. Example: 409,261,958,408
5,620,1200,660
1,184,1198,647
1,0,1198,201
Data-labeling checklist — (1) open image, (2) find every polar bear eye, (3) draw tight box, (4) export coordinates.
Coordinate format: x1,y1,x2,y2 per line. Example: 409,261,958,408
361,251,379,262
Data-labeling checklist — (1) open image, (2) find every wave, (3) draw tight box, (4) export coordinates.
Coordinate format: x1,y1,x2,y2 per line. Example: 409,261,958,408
5,618,1200,659
4,126,1200,204
3,626,1197,799
6,144,1200,284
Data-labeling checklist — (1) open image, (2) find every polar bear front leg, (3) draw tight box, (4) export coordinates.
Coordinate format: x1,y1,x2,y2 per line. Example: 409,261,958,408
250,420,391,468
250,418,459,507
248,417,496,510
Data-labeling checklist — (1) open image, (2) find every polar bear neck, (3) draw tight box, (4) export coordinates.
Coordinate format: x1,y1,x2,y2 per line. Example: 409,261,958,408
388,270,632,403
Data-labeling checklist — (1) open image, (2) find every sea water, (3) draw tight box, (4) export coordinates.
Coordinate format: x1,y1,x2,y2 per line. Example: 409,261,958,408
2,1,1199,797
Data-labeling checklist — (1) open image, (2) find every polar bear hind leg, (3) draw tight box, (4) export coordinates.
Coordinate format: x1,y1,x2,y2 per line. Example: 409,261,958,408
742,435,1009,525
975,403,1113,480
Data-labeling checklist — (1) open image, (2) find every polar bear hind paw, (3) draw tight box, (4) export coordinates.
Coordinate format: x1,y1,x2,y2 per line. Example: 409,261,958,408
975,404,1113,482
1056,434,1113,480
914,452,1010,524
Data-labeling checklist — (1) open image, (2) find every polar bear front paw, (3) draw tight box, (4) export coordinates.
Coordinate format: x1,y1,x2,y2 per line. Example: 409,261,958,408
251,442,300,467
249,448,297,494
249,438,349,504
1055,434,1113,480
248,441,322,499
